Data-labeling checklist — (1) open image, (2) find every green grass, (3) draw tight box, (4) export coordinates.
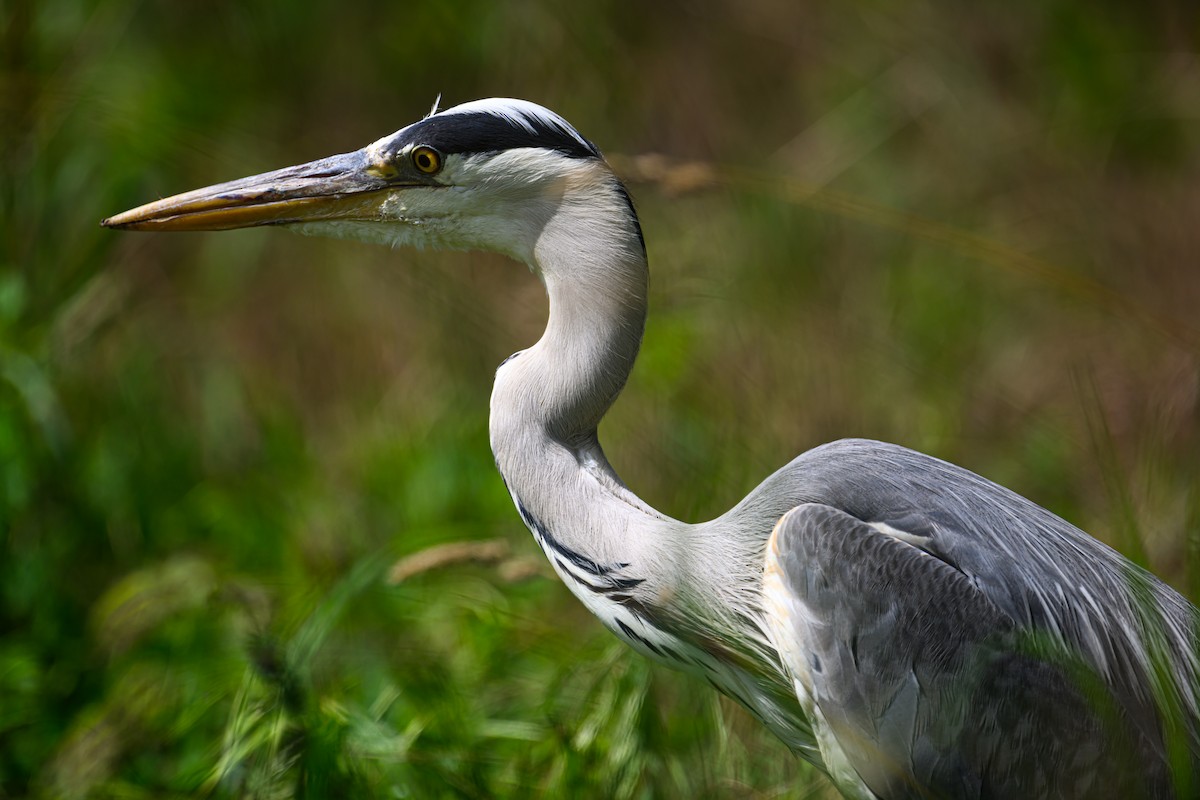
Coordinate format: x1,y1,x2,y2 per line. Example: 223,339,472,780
3,0,1199,797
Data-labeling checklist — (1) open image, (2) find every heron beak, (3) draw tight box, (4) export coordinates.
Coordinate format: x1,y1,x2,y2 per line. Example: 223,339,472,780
101,150,408,232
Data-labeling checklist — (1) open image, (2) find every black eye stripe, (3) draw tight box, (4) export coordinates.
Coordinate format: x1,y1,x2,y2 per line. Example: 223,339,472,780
394,111,600,160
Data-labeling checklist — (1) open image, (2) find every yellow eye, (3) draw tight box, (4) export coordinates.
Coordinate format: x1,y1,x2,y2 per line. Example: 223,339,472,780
412,146,442,174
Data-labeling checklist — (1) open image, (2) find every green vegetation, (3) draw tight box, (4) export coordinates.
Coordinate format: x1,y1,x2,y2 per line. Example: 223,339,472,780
3,1,1198,797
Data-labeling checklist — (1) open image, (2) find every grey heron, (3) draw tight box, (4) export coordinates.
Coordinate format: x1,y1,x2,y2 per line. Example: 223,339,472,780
103,98,1200,798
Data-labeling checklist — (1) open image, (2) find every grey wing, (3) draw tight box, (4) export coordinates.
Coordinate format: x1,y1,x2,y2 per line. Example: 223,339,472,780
755,440,1200,732
763,502,1159,799
775,440,1200,745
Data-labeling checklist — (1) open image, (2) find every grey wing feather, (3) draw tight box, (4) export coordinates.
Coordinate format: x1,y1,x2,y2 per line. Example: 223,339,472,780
767,503,1165,798
744,439,1200,796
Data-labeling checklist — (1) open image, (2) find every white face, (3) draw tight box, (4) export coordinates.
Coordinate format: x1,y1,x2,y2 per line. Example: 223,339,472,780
286,98,609,264
294,145,604,266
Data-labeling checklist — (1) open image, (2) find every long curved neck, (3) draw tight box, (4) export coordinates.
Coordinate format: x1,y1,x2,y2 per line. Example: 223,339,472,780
510,183,648,442
489,173,672,572
487,175,813,754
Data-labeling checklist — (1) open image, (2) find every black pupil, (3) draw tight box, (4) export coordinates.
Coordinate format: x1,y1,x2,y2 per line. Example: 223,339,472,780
417,151,434,170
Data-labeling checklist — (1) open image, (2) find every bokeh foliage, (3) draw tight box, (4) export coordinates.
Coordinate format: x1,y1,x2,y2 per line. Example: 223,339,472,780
3,0,1199,797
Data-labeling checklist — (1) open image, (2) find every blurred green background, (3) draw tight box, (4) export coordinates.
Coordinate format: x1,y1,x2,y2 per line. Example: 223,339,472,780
3,1,1200,797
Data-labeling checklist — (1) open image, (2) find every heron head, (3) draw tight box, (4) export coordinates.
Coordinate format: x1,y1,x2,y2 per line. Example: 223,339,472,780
102,98,637,267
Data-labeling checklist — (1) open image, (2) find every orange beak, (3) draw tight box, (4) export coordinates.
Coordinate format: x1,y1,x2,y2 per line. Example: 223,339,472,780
102,149,418,232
